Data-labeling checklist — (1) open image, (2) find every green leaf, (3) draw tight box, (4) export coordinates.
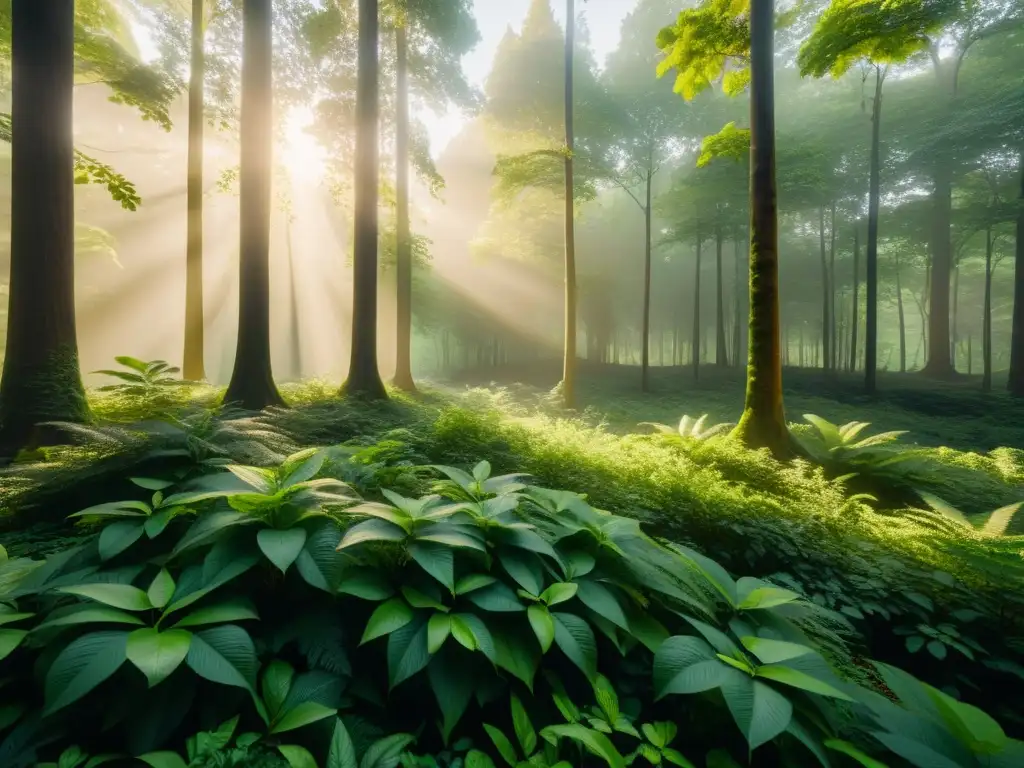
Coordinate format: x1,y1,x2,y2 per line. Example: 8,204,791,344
44,631,130,714
328,718,358,768
271,701,338,734
33,604,146,633
98,520,145,561
388,618,431,690
337,518,407,550
662,748,695,768
552,612,597,681
493,626,540,690
0,628,27,661
720,676,793,750
428,613,451,654
511,693,537,755
428,652,475,743
823,739,889,768
145,508,175,539
60,584,152,611
0,611,33,627
575,581,628,630
593,675,620,724
450,614,478,651
466,582,524,612
540,582,578,607
527,604,554,653
282,451,327,487
262,660,295,721
409,541,455,591
402,586,448,611
361,598,415,645
498,550,544,596
126,628,192,687
484,724,519,766
131,477,175,491
137,753,188,768
339,568,395,600
736,579,801,610
258,528,308,574
465,751,496,768
185,625,258,693
171,598,260,629
756,665,854,700
740,637,813,665
148,568,176,610
360,733,417,768
540,724,626,768
278,745,319,768
455,573,498,595
296,521,345,592
653,636,736,699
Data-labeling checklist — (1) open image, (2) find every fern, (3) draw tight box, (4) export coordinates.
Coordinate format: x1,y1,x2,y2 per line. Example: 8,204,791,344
641,414,733,441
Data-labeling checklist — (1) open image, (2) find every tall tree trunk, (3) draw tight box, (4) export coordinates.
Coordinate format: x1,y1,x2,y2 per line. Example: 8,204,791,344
561,0,578,408
865,67,883,394
951,261,960,371
641,170,652,392
392,21,415,391
818,204,831,371
224,0,284,410
733,237,742,367
0,0,89,455
923,158,954,376
715,223,728,366
731,0,789,457
829,201,836,369
693,232,702,381
183,0,206,381
1010,155,1024,395
850,225,860,372
983,224,993,392
343,0,387,399
799,324,804,368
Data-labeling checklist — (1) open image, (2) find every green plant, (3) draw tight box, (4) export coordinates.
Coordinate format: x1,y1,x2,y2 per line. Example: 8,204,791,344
95,357,190,396
641,415,732,441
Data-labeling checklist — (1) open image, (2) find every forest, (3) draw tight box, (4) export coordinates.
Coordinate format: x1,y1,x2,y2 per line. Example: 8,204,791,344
0,0,1023,766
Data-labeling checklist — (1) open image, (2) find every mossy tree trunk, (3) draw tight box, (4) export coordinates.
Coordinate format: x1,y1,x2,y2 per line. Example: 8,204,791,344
1010,156,1024,396
715,223,727,366
224,0,285,410
731,0,790,459
393,20,415,392
183,0,206,381
561,0,578,409
343,0,388,399
0,0,90,457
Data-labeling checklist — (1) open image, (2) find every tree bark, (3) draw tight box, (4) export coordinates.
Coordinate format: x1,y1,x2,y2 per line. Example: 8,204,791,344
983,225,993,392
733,237,743,367
715,223,728,366
392,21,415,391
183,0,206,381
818,204,831,371
829,200,836,370
731,0,789,458
342,0,388,399
641,171,652,392
951,261,960,371
560,0,578,408
1010,155,1024,396
0,0,89,456
850,225,860,372
692,232,702,381
224,0,285,410
922,156,954,376
865,66,883,394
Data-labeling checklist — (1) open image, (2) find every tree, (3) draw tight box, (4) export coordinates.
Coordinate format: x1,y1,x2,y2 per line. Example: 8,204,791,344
393,14,415,391
342,0,388,399
562,0,582,408
223,0,285,410
184,0,206,381
1011,157,1024,395
0,1,90,456
658,0,791,457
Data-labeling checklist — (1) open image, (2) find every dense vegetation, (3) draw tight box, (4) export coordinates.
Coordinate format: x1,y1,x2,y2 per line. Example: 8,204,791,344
0,0,1022,767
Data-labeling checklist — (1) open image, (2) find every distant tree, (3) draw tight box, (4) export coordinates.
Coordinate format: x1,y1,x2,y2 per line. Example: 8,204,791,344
1012,157,1024,395
561,0,584,408
0,1,90,456
185,0,207,381
223,0,285,409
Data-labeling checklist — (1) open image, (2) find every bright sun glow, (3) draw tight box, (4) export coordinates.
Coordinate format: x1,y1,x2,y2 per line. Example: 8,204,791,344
281,107,327,181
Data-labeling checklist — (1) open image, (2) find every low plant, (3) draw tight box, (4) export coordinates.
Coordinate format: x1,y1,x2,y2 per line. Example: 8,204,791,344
640,414,732,441
95,357,191,396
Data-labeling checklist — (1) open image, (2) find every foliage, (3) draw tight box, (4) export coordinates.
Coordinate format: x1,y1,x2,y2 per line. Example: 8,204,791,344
94,357,189,397
640,414,733,440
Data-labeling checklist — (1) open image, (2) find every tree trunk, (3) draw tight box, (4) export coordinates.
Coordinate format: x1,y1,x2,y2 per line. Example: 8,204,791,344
641,171,652,392
818,204,831,371
693,232,702,382
951,261,960,371
343,0,387,399
0,0,89,455
224,0,284,410
561,0,578,408
733,237,743,367
829,200,836,370
983,224,993,392
850,225,860,372
1010,155,1024,395
731,0,789,458
183,0,206,381
923,158,954,376
865,67,883,394
715,223,728,366
392,21,415,391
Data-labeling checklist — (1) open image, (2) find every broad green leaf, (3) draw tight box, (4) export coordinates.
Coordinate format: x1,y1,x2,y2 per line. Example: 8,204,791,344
540,724,626,768
337,518,407,550
823,739,889,768
653,635,735,699
484,724,519,766
455,573,497,595
258,528,308,574
147,568,176,610
740,637,814,665
756,665,854,700
871,733,960,768
227,465,277,493
552,612,597,681
736,579,801,610
98,520,145,561
271,701,338,734
662,748,695,768
927,685,1007,754
327,718,358,768
33,604,146,633
145,508,175,539
511,693,537,755
296,521,345,592
473,461,491,483
387,619,430,690
131,477,174,491
282,451,326,488
44,631,130,714
428,652,474,742
164,548,259,615
60,584,151,612
0,611,33,627
466,582,524,612
721,676,793,750
262,660,295,721
171,598,260,629
278,745,319,768
402,586,448,611
360,733,417,768
185,625,258,693
465,751,497,768
361,598,414,645
0,628,27,661
498,550,544,596
593,675,620,724
339,568,395,600
69,500,151,519
450,614,478,651
527,604,554,653
493,626,540,690
126,628,192,687
540,582,578,607
408,541,455,591
576,581,628,630
428,613,451,654
137,753,188,768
